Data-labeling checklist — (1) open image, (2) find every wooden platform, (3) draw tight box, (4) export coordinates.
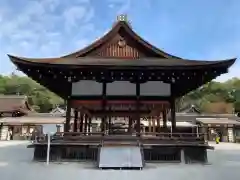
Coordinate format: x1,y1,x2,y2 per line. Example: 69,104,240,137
28,132,213,165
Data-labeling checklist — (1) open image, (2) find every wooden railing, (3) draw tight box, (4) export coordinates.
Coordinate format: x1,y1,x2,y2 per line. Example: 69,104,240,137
35,132,206,144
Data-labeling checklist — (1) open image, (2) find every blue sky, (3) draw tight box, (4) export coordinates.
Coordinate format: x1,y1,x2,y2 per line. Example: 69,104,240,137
0,0,239,81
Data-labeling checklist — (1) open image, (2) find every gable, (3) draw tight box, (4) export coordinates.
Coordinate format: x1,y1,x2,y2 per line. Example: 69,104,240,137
81,27,165,58
63,20,181,59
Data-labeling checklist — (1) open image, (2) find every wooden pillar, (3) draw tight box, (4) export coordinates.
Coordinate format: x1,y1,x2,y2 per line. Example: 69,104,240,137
152,116,156,133
170,98,176,132
128,116,133,133
108,116,112,134
80,113,84,132
136,81,141,136
163,110,167,131
106,108,111,134
77,112,80,132
73,109,78,132
101,82,107,134
64,100,71,132
156,114,160,133
88,116,92,133
170,83,176,132
84,114,88,135
148,117,152,132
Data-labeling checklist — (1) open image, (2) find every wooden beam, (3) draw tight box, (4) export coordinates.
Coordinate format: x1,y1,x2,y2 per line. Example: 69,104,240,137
90,112,151,117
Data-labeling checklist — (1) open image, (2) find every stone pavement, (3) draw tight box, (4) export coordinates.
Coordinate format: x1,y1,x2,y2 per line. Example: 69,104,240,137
0,141,240,180
209,142,240,150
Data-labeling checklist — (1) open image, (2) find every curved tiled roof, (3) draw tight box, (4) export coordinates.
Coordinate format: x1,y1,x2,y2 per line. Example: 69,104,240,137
0,95,31,113
8,55,236,69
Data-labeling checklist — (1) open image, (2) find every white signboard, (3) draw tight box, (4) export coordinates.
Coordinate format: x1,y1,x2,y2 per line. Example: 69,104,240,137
42,124,58,135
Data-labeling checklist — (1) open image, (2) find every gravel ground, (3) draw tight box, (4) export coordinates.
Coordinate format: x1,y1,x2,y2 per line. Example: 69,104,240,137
0,141,240,180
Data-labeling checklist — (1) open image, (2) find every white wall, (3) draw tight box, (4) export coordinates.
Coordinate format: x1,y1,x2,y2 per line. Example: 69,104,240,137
107,81,136,95
72,80,171,96
71,80,102,95
140,82,171,96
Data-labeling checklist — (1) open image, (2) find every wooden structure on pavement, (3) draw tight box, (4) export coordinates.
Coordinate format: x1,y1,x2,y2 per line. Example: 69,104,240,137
9,15,235,167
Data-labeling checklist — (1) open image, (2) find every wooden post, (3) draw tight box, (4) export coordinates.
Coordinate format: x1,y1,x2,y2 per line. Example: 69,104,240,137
64,100,71,132
152,116,156,133
170,98,176,132
128,116,133,133
88,116,92,133
108,116,112,135
106,107,111,135
80,113,84,132
77,112,80,132
156,114,160,133
73,109,78,132
136,81,141,136
163,110,167,131
101,82,107,134
170,84,176,132
148,117,152,132
84,114,88,135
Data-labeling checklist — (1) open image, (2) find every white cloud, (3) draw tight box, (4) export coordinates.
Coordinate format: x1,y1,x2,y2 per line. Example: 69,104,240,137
62,5,95,32
107,0,132,14
74,39,90,49
0,0,239,83
0,0,96,74
63,6,87,29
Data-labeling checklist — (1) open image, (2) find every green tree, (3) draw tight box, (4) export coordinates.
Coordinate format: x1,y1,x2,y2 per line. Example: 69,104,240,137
0,75,64,112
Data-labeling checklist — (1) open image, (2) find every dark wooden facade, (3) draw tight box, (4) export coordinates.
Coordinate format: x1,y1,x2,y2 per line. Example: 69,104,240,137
9,15,236,166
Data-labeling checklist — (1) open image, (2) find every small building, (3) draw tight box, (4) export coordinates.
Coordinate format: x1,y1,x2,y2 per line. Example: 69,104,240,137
0,95,32,140
196,117,240,143
177,105,240,143
0,113,65,140
0,95,31,117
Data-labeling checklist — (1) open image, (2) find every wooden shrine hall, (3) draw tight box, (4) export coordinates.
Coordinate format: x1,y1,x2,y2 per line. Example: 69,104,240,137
9,15,236,168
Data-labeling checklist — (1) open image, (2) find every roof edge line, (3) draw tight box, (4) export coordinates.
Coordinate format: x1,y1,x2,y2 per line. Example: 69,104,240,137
8,54,237,63
8,55,237,70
